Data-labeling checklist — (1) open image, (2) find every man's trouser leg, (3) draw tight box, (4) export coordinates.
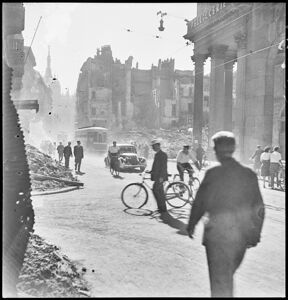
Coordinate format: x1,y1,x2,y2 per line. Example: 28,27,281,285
183,163,193,179
152,181,167,212
60,153,63,162
65,156,69,168
205,240,246,298
75,159,78,171
177,165,184,181
77,159,82,172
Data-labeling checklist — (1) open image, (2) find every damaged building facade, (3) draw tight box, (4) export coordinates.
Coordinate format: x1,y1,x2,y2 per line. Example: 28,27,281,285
76,45,211,130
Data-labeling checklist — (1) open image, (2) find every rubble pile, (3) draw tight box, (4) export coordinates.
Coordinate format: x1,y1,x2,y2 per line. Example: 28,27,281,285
17,234,90,298
108,128,209,159
25,144,79,191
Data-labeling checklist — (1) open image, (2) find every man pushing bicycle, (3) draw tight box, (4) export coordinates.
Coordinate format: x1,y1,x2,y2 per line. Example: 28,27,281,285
176,145,201,183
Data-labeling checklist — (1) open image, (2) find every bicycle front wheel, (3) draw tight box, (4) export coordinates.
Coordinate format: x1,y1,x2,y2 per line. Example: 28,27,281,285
165,181,190,208
121,183,148,209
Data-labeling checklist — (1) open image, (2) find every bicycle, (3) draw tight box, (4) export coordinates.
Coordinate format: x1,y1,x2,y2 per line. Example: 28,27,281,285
121,171,190,209
110,155,120,176
173,168,201,203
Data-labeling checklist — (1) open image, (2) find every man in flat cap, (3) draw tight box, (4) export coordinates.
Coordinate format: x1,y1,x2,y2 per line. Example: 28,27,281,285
187,131,265,297
149,138,168,213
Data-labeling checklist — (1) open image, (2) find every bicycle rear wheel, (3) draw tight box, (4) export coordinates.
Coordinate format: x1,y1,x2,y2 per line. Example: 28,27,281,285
121,183,148,209
165,181,190,208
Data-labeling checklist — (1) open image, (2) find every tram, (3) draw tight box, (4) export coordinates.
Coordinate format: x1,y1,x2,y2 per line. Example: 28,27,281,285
75,126,108,153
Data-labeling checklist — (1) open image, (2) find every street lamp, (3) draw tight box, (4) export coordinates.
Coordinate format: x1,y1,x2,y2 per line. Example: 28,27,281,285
157,11,167,31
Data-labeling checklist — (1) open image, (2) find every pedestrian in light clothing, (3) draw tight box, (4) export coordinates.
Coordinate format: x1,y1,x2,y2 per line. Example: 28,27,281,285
269,146,282,189
57,142,64,163
260,146,271,188
63,142,73,169
74,141,84,173
187,131,265,298
149,138,168,213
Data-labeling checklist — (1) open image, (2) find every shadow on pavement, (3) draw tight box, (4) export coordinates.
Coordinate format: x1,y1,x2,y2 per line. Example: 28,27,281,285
150,210,188,235
123,208,153,216
76,171,85,175
113,174,124,179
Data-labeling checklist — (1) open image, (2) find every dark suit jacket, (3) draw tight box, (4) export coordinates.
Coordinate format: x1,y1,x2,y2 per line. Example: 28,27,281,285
151,149,168,182
74,145,84,159
63,146,72,157
187,157,265,247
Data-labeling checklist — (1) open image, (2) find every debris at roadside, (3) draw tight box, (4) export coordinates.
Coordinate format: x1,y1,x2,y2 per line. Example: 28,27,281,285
25,144,80,191
108,127,209,159
17,234,90,298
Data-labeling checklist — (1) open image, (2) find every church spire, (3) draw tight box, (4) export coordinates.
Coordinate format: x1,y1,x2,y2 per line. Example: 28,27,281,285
44,45,53,85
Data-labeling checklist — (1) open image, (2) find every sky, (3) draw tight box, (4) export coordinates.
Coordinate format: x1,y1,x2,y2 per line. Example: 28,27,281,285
23,3,204,94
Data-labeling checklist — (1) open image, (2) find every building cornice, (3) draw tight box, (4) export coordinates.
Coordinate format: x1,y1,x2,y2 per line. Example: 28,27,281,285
184,3,252,42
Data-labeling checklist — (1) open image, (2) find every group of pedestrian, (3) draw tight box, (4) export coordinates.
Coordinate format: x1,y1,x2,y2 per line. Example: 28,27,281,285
250,145,283,189
57,141,84,173
148,131,265,297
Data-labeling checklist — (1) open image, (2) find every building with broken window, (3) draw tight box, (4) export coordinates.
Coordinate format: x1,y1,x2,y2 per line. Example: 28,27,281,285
76,45,211,131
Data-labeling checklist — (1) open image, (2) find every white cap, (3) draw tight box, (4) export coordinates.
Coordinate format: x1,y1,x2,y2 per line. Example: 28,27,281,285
151,138,161,146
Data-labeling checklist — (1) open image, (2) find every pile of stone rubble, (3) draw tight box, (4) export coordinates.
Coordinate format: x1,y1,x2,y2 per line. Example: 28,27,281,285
17,234,90,298
108,127,209,159
25,144,79,191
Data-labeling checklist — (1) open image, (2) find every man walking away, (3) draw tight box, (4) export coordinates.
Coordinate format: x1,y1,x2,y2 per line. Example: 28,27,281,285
196,143,205,170
270,146,282,189
63,142,73,169
149,138,168,213
250,145,263,176
74,141,84,173
187,131,265,298
57,142,64,163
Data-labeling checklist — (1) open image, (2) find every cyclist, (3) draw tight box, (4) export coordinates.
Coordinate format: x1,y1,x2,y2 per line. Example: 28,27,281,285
108,141,120,171
176,145,200,183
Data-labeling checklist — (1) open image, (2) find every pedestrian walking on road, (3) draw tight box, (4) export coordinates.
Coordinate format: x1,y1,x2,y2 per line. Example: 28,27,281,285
250,145,263,176
260,146,271,188
187,131,265,298
269,146,282,189
74,141,84,173
149,138,168,213
63,142,73,169
195,143,205,169
57,142,64,163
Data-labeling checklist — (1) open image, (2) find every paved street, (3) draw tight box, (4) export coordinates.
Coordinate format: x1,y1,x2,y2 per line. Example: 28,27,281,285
32,154,285,297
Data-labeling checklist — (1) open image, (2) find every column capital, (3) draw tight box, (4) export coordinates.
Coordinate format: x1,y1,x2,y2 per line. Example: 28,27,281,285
208,44,228,59
191,53,208,65
225,53,237,69
234,31,247,49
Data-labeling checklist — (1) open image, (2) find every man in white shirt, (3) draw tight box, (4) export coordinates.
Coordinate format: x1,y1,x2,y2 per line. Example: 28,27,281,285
176,145,200,182
270,146,282,189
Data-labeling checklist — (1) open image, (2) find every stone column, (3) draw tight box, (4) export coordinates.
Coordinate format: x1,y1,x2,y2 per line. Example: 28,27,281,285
191,53,207,144
208,44,228,144
234,32,247,161
224,55,236,131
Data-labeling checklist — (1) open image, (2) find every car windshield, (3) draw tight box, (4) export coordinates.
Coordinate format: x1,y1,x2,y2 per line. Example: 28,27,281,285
119,146,137,154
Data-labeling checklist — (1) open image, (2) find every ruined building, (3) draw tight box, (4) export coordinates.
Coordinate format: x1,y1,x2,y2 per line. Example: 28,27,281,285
76,45,211,130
